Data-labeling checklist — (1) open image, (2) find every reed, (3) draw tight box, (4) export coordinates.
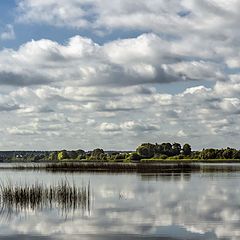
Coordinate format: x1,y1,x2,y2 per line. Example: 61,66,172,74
44,162,201,173
2,162,240,173
0,181,91,216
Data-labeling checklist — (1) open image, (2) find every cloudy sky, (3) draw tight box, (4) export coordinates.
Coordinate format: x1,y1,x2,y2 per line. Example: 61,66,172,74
0,0,239,151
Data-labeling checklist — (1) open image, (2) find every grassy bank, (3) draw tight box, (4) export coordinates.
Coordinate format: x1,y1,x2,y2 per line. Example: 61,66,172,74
140,158,240,163
1,161,240,173
2,157,240,164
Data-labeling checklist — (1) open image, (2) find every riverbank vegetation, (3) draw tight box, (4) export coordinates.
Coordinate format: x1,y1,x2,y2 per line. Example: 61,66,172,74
49,143,240,162
0,142,239,163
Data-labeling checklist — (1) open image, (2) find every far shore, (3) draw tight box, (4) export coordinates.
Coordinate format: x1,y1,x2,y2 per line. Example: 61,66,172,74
1,158,240,164
1,160,240,173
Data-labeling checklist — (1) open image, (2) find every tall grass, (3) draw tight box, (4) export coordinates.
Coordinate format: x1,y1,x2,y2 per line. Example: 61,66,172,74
0,180,91,218
1,162,240,173
44,162,201,173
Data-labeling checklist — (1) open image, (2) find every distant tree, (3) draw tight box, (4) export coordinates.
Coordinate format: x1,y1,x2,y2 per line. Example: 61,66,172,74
233,150,240,159
99,153,108,161
58,150,69,161
161,143,173,156
172,143,182,156
191,151,201,159
75,149,86,160
154,143,163,155
216,149,224,159
68,151,78,159
200,149,217,159
136,143,155,158
91,148,105,160
49,152,58,161
183,144,191,156
222,148,238,159
110,152,119,156
129,152,141,161
33,155,41,162
76,149,86,156
114,154,126,160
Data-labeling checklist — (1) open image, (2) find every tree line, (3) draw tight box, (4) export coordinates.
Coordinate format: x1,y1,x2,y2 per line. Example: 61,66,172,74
1,143,239,162
48,142,240,162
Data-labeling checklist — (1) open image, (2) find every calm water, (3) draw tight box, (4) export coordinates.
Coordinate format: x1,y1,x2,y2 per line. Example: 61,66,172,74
0,169,239,240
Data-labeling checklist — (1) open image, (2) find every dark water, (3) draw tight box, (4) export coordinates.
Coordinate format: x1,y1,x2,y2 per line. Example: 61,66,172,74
0,169,239,240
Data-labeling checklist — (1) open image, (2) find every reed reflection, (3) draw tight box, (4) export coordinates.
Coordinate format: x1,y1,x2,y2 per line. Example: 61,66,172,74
0,180,92,220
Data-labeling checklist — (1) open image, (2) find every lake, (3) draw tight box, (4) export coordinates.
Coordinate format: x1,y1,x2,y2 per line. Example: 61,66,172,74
0,168,239,239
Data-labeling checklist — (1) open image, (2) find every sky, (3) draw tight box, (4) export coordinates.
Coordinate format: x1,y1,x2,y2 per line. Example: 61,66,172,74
0,0,239,151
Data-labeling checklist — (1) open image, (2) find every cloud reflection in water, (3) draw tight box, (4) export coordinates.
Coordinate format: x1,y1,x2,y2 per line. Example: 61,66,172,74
0,171,239,239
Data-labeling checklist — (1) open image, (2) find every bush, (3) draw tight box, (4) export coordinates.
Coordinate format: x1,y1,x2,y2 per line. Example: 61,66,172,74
58,150,69,161
177,154,185,159
158,154,168,160
48,152,58,161
129,152,141,161
76,155,86,160
136,144,155,158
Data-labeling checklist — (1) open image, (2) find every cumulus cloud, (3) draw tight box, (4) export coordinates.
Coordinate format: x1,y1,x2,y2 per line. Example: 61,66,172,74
15,0,240,71
16,0,240,32
0,33,218,87
17,0,92,28
98,121,159,135
164,61,226,82
0,76,239,150
0,0,239,149
16,0,240,42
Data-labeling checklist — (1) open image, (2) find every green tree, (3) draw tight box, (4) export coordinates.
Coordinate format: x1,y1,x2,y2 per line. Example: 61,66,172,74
58,150,69,161
76,149,86,160
76,149,86,156
222,148,238,159
115,153,126,160
183,144,191,156
172,142,182,156
49,152,58,161
91,148,105,160
200,149,217,159
161,143,173,156
68,151,78,159
154,143,163,155
233,150,240,159
99,153,107,161
136,143,155,158
129,152,141,161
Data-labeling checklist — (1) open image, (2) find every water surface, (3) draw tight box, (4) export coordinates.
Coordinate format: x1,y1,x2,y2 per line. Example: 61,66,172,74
0,169,239,240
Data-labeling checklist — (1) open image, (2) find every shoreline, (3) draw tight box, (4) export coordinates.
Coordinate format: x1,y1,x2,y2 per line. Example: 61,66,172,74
1,158,240,163
1,161,240,173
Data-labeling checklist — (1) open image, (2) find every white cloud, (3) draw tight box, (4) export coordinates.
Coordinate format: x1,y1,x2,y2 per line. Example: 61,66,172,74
0,73,239,150
120,121,159,132
0,24,15,40
164,61,226,82
0,34,217,88
16,0,240,72
98,122,121,133
16,0,240,38
0,0,239,149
